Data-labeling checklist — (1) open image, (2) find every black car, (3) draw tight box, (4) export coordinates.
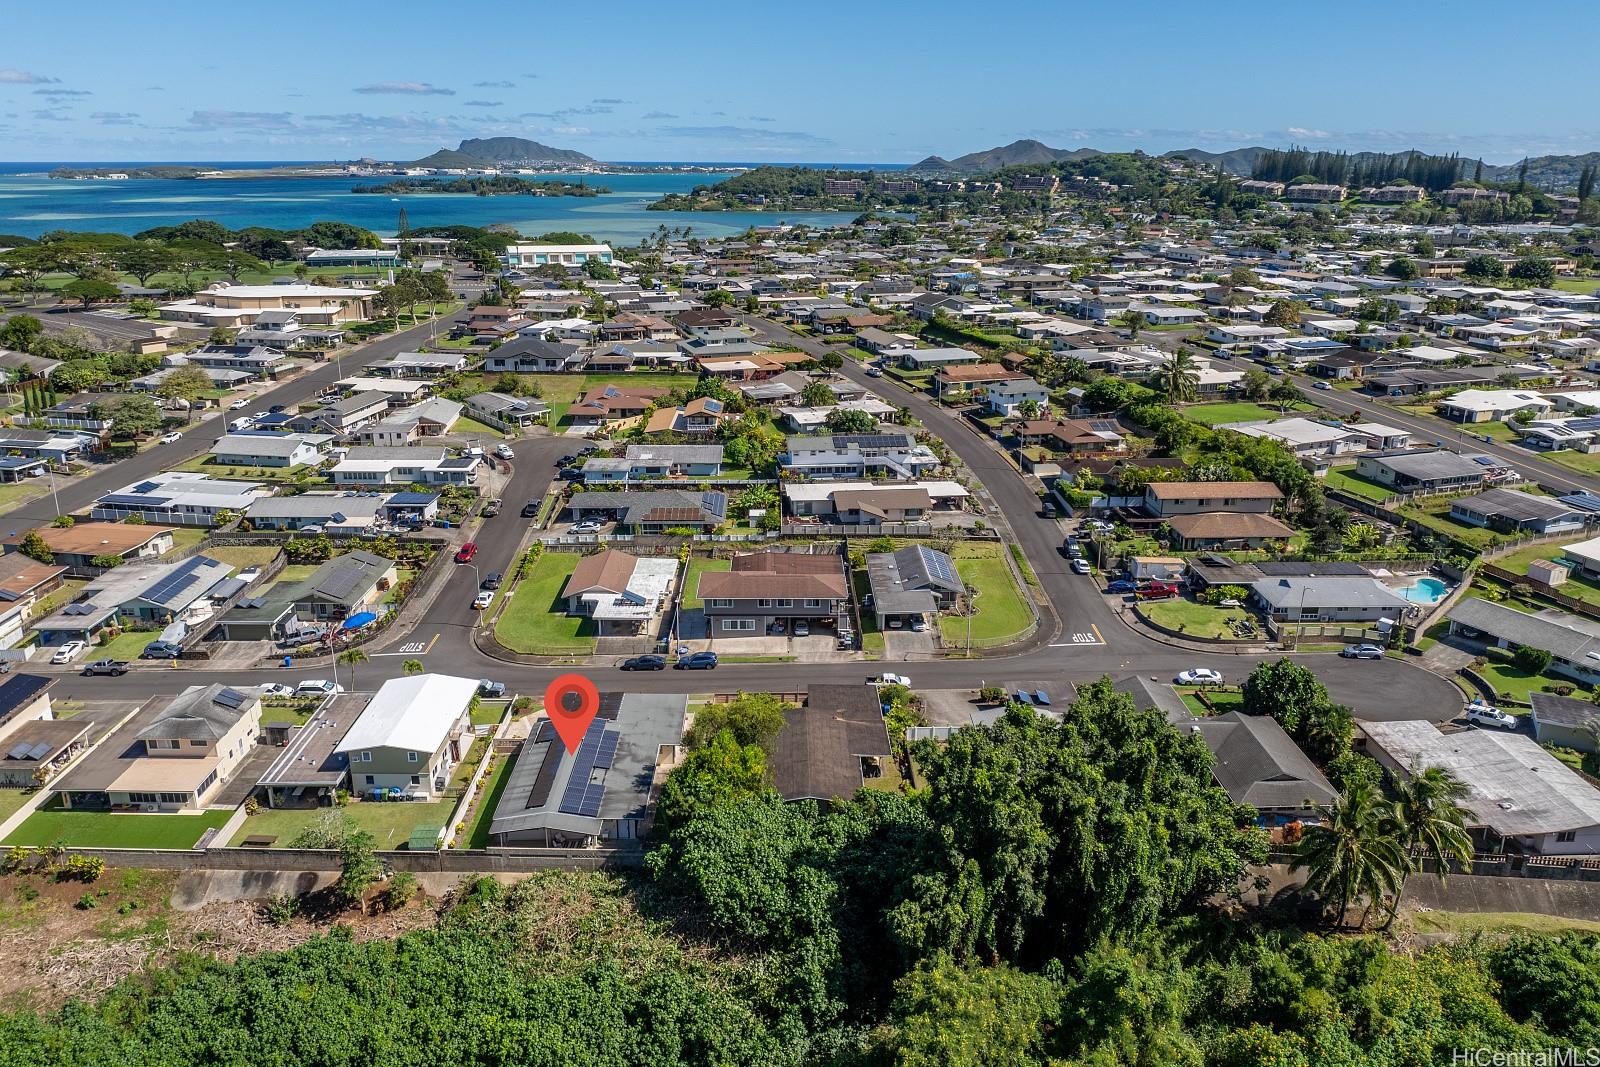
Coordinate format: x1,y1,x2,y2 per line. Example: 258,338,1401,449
620,655,666,671
558,467,583,480
556,454,575,467
673,651,719,670
268,404,286,413
480,571,503,591
520,501,540,518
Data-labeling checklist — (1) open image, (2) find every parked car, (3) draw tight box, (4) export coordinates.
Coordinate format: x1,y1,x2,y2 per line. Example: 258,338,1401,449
1071,558,1092,575
50,640,86,664
910,616,928,632
81,659,128,677
478,679,506,698
141,641,184,660
621,655,666,671
674,651,719,670
294,680,344,696
480,571,503,591
556,455,575,467
874,673,911,687
1466,701,1518,729
1105,579,1138,594
454,542,478,563
521,500,540,518
1136,581,1179,600
494,444,515,460
268,404,287,413
793,620,810,637
228,398,249,410
258,683,295,698
1340,643,1385,659
1314,381,1333,391
159,431,183,444
482,499,501,518
472,590,495,609
570,519,604,534
865,366,883,377
1175,668,1224,685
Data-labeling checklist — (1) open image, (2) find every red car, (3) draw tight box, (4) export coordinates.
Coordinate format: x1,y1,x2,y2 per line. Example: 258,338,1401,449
454,542,478,564
1135,581,1179,600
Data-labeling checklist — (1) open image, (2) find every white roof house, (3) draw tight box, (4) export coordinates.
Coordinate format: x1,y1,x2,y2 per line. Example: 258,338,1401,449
1437,390,1553,421
338,674,478,756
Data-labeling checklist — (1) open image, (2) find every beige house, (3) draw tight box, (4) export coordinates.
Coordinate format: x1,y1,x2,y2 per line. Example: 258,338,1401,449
51,685,262,812
159,283,377,328
336,674,476,799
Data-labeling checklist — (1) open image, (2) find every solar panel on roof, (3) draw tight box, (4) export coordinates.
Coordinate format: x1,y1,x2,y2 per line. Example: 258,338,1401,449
594,730,618,769
5,743,29,760
214,687,247,710
25,742,50,760
916,545,960,586
132,480,161,493
702,398,723,413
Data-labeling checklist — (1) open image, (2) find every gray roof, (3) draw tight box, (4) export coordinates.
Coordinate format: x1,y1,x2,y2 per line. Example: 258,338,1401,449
1190,712,1337,811
1251,575,1410,612
139,684,259,742
865,545,964,614
773,685,893,802
300,550,393,604
1114,675,1191,724
328,391,390,416
212,433,318,458
1369,449,1490,481
1451,487,1582,524
623,444,724,465
1449,598,1600,664
1530,691,1600,731
247,493,386,520
568,489,727,524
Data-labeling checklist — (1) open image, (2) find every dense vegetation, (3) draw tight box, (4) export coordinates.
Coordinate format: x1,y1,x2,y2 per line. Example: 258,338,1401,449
1250,148,1467,192
0,681,1591,1063
351,176,607,197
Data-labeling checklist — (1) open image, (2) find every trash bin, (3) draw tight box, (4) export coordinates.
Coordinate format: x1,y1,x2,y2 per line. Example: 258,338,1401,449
283,655,292,668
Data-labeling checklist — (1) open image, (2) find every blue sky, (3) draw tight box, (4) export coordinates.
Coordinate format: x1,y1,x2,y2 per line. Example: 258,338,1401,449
3,0,1598,163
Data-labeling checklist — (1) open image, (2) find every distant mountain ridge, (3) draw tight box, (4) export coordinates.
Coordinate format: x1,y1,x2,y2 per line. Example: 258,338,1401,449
911,139,1600,190
408,137,595,168
910,139,1104,173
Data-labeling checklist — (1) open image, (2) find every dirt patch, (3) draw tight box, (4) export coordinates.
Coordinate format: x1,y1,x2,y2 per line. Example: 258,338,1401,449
0,868,440,1012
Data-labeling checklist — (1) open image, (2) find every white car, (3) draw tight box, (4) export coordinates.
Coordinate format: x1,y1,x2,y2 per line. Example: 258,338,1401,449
258,683,295,698
570,519,604,534
294,679,345,697
472,590,495,609
228,399,249,411
1071,558,1092,575
1175,668,1224,685
875,673,911,687
50,640,86,664
159,431,183,444
494,444,515,460
1466,701,1518,729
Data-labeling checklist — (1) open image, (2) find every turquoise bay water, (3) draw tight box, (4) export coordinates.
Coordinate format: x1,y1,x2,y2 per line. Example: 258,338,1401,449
0,168,855,242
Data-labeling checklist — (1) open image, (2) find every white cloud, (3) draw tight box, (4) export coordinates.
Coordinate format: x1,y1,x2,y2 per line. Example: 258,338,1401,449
353,81,454,96
0,69,57,85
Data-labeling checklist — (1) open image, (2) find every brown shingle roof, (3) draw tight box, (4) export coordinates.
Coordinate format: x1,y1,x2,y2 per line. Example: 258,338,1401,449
729,551,839,575
936,364,1024,383
1145,480,1282,501
561,549,638,598
699,571,846,600
1165,512,1295,539
28,522,174,556
773,685,893,802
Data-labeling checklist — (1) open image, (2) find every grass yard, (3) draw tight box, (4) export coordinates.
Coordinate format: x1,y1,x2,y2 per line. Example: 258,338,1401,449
260,697,323,726
1179,401,1311,426
0,788,36,825
1539,449,1600,476
450,416,508,437
1492,545,1593,597
1549,277,1600,295
1176,686,1245,717
1409,910,1600,937
276,564,319,583
160,528,210,556
172,455,318,483
1397,499,1508,552
1322,467,1399,502
939,543,1032,649
681,556,730,610
495,552,597,655
1141,598,1251,640
0,480,49,516
1475,647,1582,704
4,802,232,849
471,698,510,727
227,800,449,850
201,545,283,570
93,629,162,661
461,750,518,849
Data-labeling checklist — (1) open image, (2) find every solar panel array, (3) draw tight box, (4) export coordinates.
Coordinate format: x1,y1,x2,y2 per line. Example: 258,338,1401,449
144,556,216,607
214,687,248,710
4,741,50,761
557,723,619,818
916,545,960,586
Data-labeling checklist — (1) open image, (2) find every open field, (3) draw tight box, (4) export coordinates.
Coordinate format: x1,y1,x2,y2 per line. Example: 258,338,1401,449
1180,401,1313,426
227,800,448,850
1141,598,1249,640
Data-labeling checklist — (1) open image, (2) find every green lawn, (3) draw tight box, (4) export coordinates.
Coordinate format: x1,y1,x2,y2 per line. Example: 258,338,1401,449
1475,647,1583,704
94,629,162,661
160,528,210,555
450,416,508,437
1180,401,1311,426
4,802,232,849
1492,546,1592,602
0,788,37,825
1549,277,1600,295
1410,910,1600,937
472,698,510,727
1141,598,1251,640
495,552,597,654
461,751,518,849
276,564,319,583
172,455,317,483
1397,499,1509,552
202,545,283,570
1539,449,1600,476
260,697,323,726
682,556,730,610
1176,686,1245,716
0,480,49,516
939,544,1032,649
228,800,449,849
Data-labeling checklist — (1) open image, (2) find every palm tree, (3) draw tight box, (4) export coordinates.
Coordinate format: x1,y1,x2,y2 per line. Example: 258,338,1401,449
1291,783,1407,929
1160,349,1201,403
1384,764,1474,927
337,648,369,689
402,658,425,676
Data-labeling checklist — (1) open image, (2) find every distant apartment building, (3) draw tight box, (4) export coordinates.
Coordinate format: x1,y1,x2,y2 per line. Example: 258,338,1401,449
823,178,866,195
500,243,614,269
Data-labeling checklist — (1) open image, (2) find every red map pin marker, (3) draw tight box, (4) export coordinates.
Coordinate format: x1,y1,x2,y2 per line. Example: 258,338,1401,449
544,673,599,755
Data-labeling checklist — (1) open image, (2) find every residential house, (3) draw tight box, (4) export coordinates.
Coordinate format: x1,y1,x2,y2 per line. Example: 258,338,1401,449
487,692,686,846
700,550,850,636
7,522,173,576
357,397,463,446
1358,719,1600,855
1014,418,1126,453
565,489,728,533
568,385,668,427
465,391,549,430
292,391,391,435
0,554,66,612
1449,488,1586,534
329,446,478,487
984,377,1050,417
643,396,729,435
558,548,677,636
826,485,933,524
783,480,969,520
50,684,263,812
337,674,476,800
933,363,1028,399
90,473,268,527
1165,512,1296,551
182,345,289,381
1529,692,1600,755
865,545,964,629
244,492,388,533
1251,575,1411,623
158,283,377,328
209,433,326,469
1354,449,1508,494
1189,712,1338,824
30,554,233,647
1448,598,1600,688
783,433,939,480
500,243,614,269
855,328,920,356
0,428,97,464
898,347,982,371
581,445,725,483
483,335,585,373
773,685,894,804
1141,481,1283,518
1437,389,1554,424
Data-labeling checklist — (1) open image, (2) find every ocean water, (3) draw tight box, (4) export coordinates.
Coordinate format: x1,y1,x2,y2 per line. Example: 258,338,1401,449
0,164,860,243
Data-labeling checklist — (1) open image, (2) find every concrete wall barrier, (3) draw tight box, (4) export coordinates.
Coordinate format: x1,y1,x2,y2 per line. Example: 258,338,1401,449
46,844,644,873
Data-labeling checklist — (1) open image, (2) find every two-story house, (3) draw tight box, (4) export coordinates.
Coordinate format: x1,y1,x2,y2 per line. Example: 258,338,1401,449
699,550,850,637
337,674,476,800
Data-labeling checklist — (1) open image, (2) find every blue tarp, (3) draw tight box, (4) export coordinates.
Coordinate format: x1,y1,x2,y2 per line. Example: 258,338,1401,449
342,611,378,630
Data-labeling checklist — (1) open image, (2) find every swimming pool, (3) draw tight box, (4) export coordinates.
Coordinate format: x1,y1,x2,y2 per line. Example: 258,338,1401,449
1398,577,1449,604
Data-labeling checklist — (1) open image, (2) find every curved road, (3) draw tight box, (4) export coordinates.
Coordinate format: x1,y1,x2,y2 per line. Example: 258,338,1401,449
24,313,1465,720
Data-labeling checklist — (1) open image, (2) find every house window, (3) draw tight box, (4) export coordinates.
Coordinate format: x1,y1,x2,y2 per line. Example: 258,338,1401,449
722,619,755,631
128,792,159,803
410,775,421,786
706,598,734,608
364,774,374,785
361,751,372,762
407,752,419,763
159,792,188,804
1557,830,1578,843
805,599,822,608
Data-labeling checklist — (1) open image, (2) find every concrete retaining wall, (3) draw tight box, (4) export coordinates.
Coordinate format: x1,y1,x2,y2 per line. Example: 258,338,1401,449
57,845,643,873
